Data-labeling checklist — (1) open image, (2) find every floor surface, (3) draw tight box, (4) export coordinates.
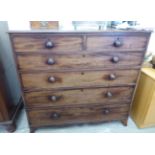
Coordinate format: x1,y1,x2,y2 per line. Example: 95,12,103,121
0,109,155,133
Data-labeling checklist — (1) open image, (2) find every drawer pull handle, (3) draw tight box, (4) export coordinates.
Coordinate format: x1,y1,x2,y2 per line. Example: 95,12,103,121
106,92,113,98
49,95,61,102
45,40,54,49
112,56,120,63
103,108,110,115
50,112,60,119
47,58,55,65
48,76,56,83
113,38,123,47
109,74,116,80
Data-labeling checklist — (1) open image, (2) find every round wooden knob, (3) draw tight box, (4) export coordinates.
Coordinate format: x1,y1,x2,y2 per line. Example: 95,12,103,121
45,40,54,49
112,56,119,63
103,108,110,114
109,74,116,80
47,58,55,65
48,76,56,83
113,38,122,47
51,112,60,119
106,92,113,98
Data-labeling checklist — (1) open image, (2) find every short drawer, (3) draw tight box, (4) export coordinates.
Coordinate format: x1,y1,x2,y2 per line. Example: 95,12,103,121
21,70,139,91
28,104,129,127
25,86,134,107
87,36,148,51
12,34,82,53
17,52,143,71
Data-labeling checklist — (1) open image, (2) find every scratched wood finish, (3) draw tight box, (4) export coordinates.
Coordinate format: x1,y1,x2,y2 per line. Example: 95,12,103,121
21,70,139,91
28,103,129,127
12,35,83,52
87,36,148,51
17,52,143,71
25,86,134,107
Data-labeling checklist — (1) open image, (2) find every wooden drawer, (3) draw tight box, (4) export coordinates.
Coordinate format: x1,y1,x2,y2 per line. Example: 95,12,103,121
21,70,139,91
25,86,134,107
17,52,143,71
87,36,148,51
12,34,82,53
28,104,129,127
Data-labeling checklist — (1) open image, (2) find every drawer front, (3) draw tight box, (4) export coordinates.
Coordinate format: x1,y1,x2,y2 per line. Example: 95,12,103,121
25,87,134,107
28,104,129,127
21,70,138,91
17,52,143,71
12,35,82,53
87,36,148,51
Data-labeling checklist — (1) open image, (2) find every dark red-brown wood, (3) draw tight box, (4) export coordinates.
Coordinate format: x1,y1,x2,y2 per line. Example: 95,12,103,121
9,30,152,132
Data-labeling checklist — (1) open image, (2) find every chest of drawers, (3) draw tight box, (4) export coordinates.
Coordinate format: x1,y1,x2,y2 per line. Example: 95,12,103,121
9,30,151,132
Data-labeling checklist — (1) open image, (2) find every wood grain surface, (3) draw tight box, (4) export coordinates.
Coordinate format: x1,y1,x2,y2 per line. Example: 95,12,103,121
9,31,151,131
28,103,129,127
12,35,83,52
87,36,148,51
17,52,143,71
25,86,134,107
21,69,139,91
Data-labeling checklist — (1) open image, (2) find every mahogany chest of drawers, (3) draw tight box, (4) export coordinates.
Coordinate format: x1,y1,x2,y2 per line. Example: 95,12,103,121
9,30,151,132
